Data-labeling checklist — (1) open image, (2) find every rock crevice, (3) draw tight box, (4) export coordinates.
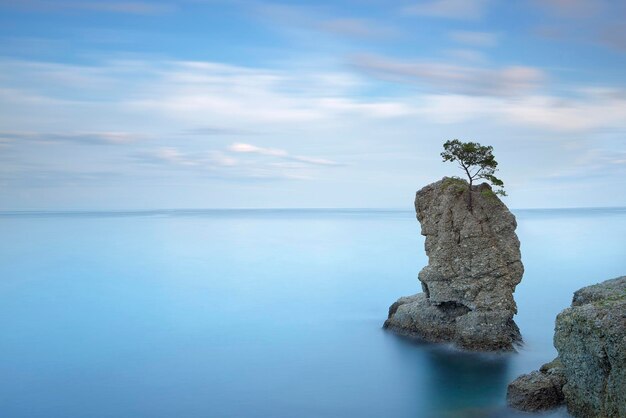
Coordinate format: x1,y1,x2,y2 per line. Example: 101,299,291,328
384,177,524,351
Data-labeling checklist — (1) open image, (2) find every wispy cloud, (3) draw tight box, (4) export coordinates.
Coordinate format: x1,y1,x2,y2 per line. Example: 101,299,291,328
498,88,626,131
0,168,125,188
403,0,492,19
3,0,176,15
350,54,544,97
599,23,626,52
418,88,626,131
132,142,341,182
229,143,341,166
317,18,400,40
3,55,624,146
249,2,400,41
444,49,487,63
0,58,413,136
135,147,237,168
530,1,626,53
532,0,605,18
0,131,145,145
449,30,498,47
123,60,412,123
540,148,626,183
182,126,258,136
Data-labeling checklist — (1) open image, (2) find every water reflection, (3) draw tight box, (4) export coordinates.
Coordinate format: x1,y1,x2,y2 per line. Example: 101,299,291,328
387,333,514,417
422,348,511,417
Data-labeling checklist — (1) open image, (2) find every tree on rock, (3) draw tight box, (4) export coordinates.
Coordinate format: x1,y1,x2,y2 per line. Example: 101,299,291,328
441,139,506,210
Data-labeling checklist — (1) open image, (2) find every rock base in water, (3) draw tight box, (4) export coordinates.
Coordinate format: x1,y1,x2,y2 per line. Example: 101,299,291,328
383,293,521,351
507,360,566,412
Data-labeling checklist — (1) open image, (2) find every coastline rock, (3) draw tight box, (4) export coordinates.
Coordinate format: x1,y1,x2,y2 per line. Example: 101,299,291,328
554,276,626,418
384,177,524,351
507,276,626,417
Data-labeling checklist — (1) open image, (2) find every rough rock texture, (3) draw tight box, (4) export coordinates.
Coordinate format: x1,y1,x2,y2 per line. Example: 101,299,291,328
506,360,566,412
384,177,524,351
507,276,626,417
554,276,626,418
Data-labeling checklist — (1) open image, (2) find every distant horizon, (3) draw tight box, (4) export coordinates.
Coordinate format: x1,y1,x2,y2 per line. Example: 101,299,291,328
2,205,626,215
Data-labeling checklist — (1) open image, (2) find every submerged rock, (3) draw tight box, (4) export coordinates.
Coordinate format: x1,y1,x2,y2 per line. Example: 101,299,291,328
384,177,524,351
507,276,626,417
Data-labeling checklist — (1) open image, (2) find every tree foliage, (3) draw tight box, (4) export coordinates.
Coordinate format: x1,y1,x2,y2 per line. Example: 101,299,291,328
441,139,506,209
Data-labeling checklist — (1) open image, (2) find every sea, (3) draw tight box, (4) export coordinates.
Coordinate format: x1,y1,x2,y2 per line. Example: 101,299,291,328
0,207,624,418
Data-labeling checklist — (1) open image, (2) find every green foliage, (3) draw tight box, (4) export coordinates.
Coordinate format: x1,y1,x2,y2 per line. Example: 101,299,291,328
441,139,507,199
480,188,497,200
442,176,467,194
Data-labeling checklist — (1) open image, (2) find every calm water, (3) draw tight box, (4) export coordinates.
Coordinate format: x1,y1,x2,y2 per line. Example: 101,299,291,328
0,208,625,418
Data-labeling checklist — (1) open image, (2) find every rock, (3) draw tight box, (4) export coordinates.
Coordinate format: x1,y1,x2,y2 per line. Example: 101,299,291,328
506,370,565,412
507,276,626,417
554,276,626,418
384,177,524,351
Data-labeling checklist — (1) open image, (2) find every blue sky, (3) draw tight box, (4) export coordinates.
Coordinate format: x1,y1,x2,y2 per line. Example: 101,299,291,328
1,0,625,209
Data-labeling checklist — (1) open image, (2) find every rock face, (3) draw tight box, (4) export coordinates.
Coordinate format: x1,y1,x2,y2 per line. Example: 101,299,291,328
507,276,626,417
554,276,626,417
384,177,524,351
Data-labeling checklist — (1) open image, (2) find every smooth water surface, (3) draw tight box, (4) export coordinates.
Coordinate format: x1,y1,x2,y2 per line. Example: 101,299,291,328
0,208,625,418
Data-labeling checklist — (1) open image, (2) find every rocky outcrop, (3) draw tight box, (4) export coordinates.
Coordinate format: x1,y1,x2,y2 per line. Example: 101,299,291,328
555,276,626,417
384,177,524,351
507,276,626,417
507,359,566,412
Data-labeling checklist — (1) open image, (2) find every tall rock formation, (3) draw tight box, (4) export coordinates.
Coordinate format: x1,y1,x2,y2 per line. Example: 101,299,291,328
384,177,524,351
507,276,626,417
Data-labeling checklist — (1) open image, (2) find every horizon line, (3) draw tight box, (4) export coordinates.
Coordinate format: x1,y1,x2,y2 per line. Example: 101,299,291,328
1,206,625,216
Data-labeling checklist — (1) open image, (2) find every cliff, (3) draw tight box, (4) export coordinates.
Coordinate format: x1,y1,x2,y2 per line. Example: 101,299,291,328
384,177,524,351
507,276,626,417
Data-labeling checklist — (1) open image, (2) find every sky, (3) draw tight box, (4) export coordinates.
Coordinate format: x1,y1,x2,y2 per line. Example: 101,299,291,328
0,0,625,210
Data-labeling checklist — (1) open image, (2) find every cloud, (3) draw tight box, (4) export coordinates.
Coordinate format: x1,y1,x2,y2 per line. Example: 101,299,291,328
229,143,341,166
230,143,286,157
530,1,626,53
4,0,176,15
350,54,545,97
136,147,237,168
132,143,340,182
248,2,400,42
121,60,412,123
599,23,626,52
0,168,124,188
182,126,257,136
317,18,400,40
499,88,626,131
403,0,492,19
444,49,487,63
1,56,624,150
449,30,498,47
250,2,314,25
417,88,626,131
539,148,626,183
0,131,145,145
0,58,413,136
533,0,605,18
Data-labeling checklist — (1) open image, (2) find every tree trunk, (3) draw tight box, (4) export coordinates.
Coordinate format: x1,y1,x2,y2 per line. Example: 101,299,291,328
468,178,473,210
